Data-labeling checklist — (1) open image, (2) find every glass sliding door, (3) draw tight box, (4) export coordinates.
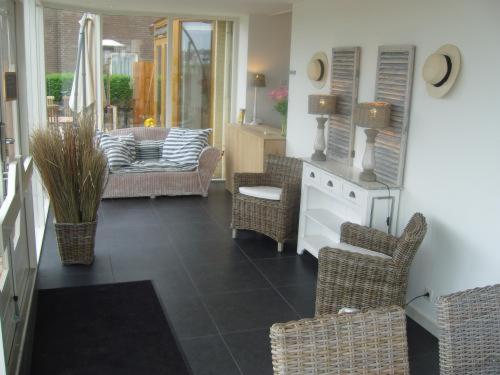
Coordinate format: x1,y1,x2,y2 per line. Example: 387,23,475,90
172,20,232,178
153,19,167,126
102,14,162,129
0,0,35,367
172,20,213,129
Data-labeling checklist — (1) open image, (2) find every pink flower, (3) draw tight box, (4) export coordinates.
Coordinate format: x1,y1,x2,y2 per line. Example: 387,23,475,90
269,87,288,102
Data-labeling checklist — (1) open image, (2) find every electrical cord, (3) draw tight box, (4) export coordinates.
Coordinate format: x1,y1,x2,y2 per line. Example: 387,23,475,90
405,292,430,307
377,180,392,234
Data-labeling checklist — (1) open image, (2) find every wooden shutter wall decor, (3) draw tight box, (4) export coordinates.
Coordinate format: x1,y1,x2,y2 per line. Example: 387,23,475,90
327,47,360,163
373,45,415,186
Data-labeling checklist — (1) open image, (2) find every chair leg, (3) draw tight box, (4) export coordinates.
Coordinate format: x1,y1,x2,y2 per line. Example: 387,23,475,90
277,242,284,252
232,229,237,239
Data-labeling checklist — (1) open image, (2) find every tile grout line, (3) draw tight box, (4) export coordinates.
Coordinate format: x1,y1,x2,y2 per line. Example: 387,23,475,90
108,255,117,283
177,260,245,375
237,245,304,320
202,187,310,319
161,223,245,375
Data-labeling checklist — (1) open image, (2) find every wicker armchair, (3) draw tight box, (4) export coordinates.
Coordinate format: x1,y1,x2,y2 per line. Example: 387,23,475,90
315,213,427,316
232,155,303,252
437,284,500,375
270,306,409,374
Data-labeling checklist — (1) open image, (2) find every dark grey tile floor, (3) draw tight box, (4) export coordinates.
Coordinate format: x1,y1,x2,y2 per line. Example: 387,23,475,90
36,182,439,374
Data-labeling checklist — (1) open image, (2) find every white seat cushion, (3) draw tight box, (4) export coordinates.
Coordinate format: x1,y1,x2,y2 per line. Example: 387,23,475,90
333,242,392,259
239,186,282,201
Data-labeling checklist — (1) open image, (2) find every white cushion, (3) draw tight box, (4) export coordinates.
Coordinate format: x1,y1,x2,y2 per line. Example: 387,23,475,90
239,186,282,201
333,242,392,259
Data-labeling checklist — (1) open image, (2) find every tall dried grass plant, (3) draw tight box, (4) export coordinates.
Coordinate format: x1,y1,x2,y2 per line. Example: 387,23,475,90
30,114,107,224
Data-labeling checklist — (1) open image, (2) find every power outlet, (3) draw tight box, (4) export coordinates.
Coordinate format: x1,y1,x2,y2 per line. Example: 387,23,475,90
424,287,435,303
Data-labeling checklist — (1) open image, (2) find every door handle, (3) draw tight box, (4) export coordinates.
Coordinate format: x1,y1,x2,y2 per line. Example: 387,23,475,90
4,138,15,145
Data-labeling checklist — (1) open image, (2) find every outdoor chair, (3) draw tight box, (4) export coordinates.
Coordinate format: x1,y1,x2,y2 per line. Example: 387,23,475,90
231,155,303,252
315,213,427,316
270,306,410,374
437,283,500,375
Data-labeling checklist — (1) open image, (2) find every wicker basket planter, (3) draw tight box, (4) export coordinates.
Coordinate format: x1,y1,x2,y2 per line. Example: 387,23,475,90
54,221,97,265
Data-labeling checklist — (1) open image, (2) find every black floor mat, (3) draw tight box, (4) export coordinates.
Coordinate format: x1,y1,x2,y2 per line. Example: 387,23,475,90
30,280,191,375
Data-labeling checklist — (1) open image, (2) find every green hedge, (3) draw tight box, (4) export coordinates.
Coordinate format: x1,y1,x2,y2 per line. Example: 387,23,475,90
46,73,133,108
104,74,133,108
46,73,74,102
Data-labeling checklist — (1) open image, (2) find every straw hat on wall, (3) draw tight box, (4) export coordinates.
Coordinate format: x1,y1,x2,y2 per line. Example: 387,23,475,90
422,44,461,98
307,52,328,88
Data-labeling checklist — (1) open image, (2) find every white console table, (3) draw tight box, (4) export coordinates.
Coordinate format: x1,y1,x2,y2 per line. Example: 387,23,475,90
298,159,401,258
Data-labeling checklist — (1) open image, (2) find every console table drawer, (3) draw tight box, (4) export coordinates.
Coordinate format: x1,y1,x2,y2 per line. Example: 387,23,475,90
304,164,321,185
342,183,367,206
321,174,341,194
303,164,341,194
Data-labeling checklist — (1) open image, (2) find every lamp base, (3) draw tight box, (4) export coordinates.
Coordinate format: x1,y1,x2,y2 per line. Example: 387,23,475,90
312,116,328,162
311,150,326,161
360,128,379,182
359,169,377,182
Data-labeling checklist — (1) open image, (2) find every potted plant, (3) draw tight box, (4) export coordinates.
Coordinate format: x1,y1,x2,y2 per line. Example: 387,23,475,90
269,86,288,136
30,114,107,265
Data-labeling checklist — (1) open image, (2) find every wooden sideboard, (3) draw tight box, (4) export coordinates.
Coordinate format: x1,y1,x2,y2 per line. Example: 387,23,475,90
224,123,286,193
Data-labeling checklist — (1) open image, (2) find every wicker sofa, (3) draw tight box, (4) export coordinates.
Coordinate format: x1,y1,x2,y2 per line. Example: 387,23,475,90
102,127,221,199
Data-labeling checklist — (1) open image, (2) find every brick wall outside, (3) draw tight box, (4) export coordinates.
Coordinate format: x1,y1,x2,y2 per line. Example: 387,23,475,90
44,8,82,73
44,8,160,73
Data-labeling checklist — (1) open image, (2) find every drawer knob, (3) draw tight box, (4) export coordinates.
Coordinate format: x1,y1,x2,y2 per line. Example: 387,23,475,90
327,180,333,187
310,172,315,178
349,191,356,198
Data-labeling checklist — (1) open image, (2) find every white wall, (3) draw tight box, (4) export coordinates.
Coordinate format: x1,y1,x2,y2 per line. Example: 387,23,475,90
288,0,500,335
246,13,291,127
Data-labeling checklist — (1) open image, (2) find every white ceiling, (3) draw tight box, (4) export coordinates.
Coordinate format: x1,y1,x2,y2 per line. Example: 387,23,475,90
45,0,297,16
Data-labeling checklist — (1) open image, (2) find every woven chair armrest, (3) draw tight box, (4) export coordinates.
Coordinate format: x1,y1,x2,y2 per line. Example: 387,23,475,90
233,172,268,192
270,306,409,374
341,222,398,257
198,147,221,172
279,178,301,207
315,247,395,315
198,147,221,194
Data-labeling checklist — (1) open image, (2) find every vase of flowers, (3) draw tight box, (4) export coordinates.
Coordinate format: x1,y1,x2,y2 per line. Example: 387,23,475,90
269,87,288,137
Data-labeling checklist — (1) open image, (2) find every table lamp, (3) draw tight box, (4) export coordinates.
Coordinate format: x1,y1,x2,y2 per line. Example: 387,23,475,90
250,73,266,125
353,102,391,181
308,94,336,161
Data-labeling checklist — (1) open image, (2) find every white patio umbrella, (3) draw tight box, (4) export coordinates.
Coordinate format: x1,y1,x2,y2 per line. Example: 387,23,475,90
69,13,97,115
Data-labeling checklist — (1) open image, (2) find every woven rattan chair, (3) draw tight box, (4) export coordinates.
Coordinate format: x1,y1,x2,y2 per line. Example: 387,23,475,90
270,306,410,374
232,155,303,252
315,213,427,316
437,284,500,375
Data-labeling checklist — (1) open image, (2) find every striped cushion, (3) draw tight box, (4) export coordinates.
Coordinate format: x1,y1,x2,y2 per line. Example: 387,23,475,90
102,142,133,170
99,133,136,170
111,159,198,174
161,128,211,168
136,140,163,160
